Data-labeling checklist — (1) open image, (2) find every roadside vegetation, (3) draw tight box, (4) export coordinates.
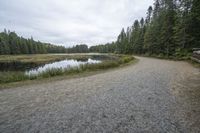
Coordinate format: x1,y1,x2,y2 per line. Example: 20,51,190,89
188,60,200,68
0,54,135,85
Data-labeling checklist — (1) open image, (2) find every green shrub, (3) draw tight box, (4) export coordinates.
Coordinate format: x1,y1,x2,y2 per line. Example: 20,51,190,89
119,56,134,64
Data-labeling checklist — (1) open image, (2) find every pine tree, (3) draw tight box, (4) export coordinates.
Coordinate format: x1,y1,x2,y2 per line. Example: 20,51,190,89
146,6,153,24
116,28,127,53
159,0,176,56
189,0,200,48
131,20,141,54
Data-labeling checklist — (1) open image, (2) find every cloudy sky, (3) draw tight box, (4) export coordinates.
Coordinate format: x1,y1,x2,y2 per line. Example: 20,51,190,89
0,0,153,47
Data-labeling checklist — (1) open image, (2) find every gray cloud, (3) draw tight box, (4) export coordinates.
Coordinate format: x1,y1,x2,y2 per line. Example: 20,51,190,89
0,0,154,47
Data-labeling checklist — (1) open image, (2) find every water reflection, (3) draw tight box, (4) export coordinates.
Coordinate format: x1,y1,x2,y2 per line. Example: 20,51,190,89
25,58,101,76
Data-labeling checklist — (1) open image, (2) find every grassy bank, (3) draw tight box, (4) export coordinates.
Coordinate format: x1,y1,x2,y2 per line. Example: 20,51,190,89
0,55,135,85
0,54,68,64
0,54,117,71
0,54,111,64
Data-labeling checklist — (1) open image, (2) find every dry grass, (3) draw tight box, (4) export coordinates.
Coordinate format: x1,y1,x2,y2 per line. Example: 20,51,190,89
0,54,74,64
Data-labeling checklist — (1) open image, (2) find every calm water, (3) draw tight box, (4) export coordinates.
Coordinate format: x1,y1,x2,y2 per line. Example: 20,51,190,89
25,58,101,76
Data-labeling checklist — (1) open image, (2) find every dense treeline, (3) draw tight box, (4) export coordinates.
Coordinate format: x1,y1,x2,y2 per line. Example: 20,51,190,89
0,29,66,54
66,43,116,53
91,0,200,58
1,0,199,56
66,44,89,53
89,42,116,53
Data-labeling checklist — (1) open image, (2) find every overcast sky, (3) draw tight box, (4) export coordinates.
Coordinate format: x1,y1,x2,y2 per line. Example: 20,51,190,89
0,0,154,47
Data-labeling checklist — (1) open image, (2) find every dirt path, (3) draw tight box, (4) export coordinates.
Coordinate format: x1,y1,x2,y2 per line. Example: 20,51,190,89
0,57,200,133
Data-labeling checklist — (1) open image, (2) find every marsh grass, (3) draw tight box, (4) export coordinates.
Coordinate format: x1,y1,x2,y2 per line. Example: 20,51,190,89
0,54,68,63
0,54,113,63
0,54,116,71
0,71,28,83
0,55,135,84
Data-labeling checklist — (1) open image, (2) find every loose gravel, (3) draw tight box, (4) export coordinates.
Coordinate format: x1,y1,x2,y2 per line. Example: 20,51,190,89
0,56,199,133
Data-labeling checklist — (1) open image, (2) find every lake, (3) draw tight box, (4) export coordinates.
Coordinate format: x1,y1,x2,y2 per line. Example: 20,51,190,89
0,58,101,76
25,58,101,76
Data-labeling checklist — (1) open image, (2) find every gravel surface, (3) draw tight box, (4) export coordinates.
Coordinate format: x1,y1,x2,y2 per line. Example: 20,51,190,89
0,56,200,133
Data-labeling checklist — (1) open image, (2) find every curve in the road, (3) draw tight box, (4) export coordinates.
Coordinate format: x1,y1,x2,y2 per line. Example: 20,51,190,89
0,57,199,133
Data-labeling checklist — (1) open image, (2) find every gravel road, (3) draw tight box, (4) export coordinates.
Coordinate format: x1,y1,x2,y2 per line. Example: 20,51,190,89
0,57,200,133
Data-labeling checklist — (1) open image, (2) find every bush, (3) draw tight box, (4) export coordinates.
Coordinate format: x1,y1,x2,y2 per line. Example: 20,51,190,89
119,56,134,64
